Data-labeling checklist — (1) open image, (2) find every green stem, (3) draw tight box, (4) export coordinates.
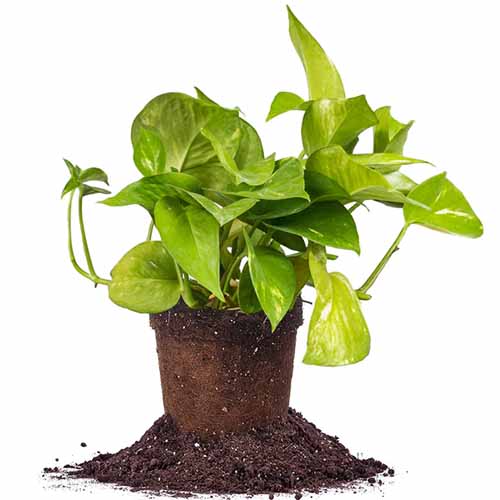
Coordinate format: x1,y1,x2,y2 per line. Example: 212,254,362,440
298,150,306,160
146,219,154,241
78,189,98,277
357,224,409,295
222,250,245,295
68,191,109,286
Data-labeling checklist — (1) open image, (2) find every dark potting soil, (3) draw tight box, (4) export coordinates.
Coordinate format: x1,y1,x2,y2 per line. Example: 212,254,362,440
63,408,390,496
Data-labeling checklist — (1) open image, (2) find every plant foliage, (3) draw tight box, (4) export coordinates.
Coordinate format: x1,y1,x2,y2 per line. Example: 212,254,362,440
62,8,483,367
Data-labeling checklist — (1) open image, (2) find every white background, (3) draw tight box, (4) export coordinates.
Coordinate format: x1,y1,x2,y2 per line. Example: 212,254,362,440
1,1,499,499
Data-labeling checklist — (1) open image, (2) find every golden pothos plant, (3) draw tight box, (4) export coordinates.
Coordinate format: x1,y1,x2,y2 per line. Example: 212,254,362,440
62,7,483,367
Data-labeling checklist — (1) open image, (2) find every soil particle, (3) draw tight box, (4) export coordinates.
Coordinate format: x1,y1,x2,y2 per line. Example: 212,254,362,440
68,408,388,496
80,442,87,448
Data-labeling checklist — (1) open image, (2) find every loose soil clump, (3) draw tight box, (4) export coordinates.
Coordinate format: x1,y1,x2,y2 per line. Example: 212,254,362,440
67,408,389,496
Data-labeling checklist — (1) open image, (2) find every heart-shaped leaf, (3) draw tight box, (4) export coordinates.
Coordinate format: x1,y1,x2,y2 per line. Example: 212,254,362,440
132,93,240,173
243,230,296,331
404,173,483,237
304,244,370,366
154,197,224,299
109,241,180,313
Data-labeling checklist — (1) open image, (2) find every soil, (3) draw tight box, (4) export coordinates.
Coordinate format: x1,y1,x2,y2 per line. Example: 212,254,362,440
151,300,303,434
61,408,390,496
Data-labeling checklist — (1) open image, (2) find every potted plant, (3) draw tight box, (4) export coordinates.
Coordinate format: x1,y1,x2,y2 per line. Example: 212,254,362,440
59,6,482,494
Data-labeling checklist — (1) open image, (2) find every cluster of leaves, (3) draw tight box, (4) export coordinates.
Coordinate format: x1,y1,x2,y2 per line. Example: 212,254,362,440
63,7,482,367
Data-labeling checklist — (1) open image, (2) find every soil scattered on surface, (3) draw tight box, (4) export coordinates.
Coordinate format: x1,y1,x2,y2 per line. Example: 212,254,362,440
56,408,390,496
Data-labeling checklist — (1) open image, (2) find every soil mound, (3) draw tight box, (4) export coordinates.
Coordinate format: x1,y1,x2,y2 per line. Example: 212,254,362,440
65,408,390,496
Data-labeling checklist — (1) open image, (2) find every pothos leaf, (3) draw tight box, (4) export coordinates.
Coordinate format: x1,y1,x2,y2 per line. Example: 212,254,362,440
243,229,296,331
404,173,483,237
186,193,257,226
287,7,345,100
304,244,370,366
132,127,166,176
154,197,224,300
266,91,308,121
266,201,360,254
131,92,240,173
301,96,377,155
306,145,408,204
373,106,413,154
224,158,309,201
201,127,275,186
101,173,202,213
353,153,432,174
238,263,262,314
109,241,180,314
302,99,347,155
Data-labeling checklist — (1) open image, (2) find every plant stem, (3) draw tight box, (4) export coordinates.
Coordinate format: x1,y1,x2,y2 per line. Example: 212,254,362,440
146,219,154,241
298,150,306,160
68,191,110,286
78,189,98,277
349,202,362,213
222,250,245,295
357,224,409,295
77,188,111,285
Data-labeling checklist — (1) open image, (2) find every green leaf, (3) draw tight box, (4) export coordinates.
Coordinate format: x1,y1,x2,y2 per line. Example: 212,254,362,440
271,231,306,252
101,173,201,213
287,7,345,100
131,93,240,173
385,171,417,195
109,241,180,313
247,198,310,220
331,95,378,148
61,177,80,198
79,167,109,185
404,173,483,237
304,170,350,203
194,87,218,105
81,185,111,197
201,127,275,186
304,244,370,366
307,146,408,204
238,263,262,313
266,91,307,121
373,106,413,154
154,197,224,299
225,158,309,201
61,160,109,198
64,158,80,178
266,201,360,254
243,230,296,331
187,193,257,226
132,127,167,176
302,96,378,155
234,119,265,167
353,153,432,174
289,254,310,298
302,99,347,155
